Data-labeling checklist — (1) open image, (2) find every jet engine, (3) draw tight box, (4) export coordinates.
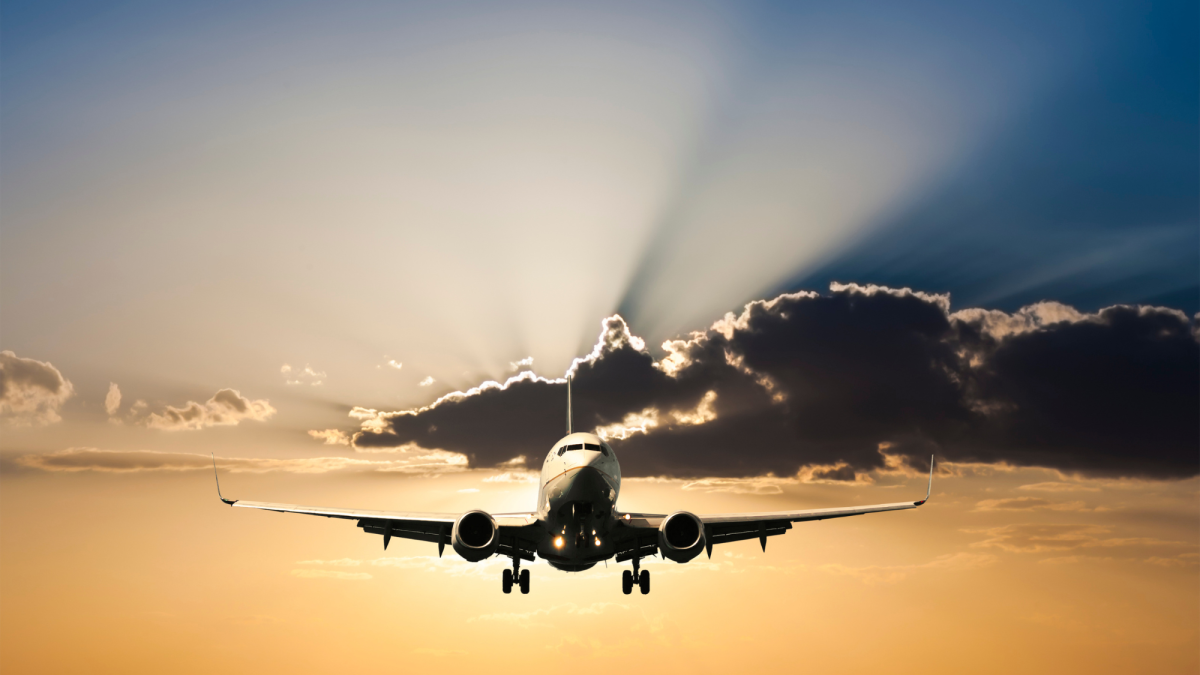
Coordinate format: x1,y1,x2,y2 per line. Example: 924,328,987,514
452,510,499,562
657,511,705,563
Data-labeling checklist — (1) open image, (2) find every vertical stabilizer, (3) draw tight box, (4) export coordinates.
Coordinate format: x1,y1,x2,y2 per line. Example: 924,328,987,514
566,375,573,435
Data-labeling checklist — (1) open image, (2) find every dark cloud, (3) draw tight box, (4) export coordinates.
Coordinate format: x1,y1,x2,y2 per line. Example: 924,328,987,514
339,285,1198,479
811,465,858,482
954,304,1199,477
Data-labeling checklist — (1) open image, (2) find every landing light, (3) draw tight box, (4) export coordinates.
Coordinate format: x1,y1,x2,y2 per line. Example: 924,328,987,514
594,537,601,547
554,536,564,549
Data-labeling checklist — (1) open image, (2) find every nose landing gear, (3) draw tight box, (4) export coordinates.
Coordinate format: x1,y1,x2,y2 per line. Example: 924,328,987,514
502,557,531,595
622,557,650,595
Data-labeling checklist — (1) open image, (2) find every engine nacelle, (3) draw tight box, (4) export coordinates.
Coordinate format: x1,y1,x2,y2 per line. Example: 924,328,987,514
657,511,705,563
451,510,499,562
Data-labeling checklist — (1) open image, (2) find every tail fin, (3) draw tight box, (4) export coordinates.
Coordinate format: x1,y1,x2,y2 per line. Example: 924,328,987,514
566,375,573,435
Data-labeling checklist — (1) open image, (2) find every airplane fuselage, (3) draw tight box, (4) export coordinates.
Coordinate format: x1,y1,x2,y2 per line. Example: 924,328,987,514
536,432,622,571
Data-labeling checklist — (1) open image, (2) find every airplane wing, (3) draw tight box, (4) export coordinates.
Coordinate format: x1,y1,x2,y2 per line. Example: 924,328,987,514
613,457,934,562
211,455,540,559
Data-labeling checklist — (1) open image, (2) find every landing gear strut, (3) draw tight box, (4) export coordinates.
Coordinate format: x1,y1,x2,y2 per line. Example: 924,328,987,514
622,557,650,595
502,557,530,595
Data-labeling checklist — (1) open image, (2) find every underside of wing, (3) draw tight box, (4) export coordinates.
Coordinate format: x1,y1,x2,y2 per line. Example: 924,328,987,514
228,499,541,556
213,452,541,556
612,457,935,557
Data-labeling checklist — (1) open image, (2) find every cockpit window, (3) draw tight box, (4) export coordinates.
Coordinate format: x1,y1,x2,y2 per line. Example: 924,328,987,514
556,442,609,457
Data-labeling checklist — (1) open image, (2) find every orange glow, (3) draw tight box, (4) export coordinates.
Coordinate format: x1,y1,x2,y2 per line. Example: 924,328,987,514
1,463,1195,675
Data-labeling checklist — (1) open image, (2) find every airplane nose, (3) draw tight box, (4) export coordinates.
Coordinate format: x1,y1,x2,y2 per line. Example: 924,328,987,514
566,450,605,470
562,455,585,471
551,465,615,509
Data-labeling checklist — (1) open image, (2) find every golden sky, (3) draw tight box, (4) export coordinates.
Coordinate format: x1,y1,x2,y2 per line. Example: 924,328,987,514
2,2,1197,673
2,456,1196,674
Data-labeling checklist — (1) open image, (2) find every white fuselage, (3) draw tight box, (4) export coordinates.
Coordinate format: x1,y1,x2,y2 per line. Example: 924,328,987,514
535,432,622,570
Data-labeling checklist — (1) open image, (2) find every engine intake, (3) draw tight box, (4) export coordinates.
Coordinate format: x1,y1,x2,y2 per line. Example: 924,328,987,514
658,511,705,563
452,510,499,562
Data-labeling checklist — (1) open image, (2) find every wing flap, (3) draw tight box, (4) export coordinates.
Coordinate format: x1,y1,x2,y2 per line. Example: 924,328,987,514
709,521,791,545
356,517,541,559
613,531,660,563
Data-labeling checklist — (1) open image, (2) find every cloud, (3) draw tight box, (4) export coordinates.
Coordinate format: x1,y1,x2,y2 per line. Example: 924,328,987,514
282,364,325,386
1016,482,1101,493
816,552,996,585
143,389,275,431
808,465,860,483
330,285,1197,479
1036,555,1115,566
419,376,435,387
973,497,1094,512
951,302,1087,340
1144,553,1200,568
482,471,538,484
510,357,534,371
0,351,74,425
13,447,468,475
678,476,790,495
307,429,351,445
387,360,403,370
104,383,122,416
968,524,1188,554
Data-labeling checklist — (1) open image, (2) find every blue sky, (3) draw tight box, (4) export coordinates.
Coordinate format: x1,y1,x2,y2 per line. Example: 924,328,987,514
785,0,1198,314
2,0,1195,403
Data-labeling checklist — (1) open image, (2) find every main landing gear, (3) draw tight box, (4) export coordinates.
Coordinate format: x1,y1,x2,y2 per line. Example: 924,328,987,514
502,557,529,595
622,557,650,595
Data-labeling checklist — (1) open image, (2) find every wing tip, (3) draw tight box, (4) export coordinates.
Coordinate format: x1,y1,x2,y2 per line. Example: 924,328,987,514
211,453,238,506
915,454,934,507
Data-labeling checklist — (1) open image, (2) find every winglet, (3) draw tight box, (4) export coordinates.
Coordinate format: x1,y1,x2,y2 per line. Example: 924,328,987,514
566,374,573,435
913,455,934,506
211,453,237,506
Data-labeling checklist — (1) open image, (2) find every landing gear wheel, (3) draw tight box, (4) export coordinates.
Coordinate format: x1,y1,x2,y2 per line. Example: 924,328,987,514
519,569,530,594
622,570,633,595
639,570,651,595
502,568,513,594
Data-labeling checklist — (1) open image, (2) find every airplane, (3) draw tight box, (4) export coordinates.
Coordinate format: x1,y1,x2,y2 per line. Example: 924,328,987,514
212,378,933,595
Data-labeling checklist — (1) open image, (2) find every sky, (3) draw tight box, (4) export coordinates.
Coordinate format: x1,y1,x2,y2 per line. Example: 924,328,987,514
1,1,1197,673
